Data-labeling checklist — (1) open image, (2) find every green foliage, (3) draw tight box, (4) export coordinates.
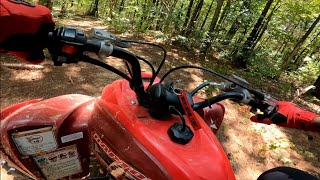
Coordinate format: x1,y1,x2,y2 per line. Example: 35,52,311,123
107,14,132,33
259,144,267,153
248,48,281,78
60,0,320,93
269,143,279,150
286,59,320,86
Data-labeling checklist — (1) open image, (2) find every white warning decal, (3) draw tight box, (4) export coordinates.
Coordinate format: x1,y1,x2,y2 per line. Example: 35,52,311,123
61,132,83,143
33,145,82,180
12,126,58,155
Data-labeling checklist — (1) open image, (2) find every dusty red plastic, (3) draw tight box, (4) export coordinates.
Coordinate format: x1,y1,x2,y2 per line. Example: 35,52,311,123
0,73,235,179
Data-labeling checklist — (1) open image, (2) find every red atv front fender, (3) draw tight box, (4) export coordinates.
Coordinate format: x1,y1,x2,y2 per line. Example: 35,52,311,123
0,99,42,121
0,95,95,179
194,97,225,134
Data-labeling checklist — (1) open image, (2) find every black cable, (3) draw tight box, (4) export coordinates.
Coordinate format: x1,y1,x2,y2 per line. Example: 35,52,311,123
111,47,150,107
159,65,265,100
124,55,154,80
160,65,230,83
193,92,244,110
191,82,211,96
124,61,133,78
123,40,166,87
169,106,186,131
136,55,156,85
80,55,133,82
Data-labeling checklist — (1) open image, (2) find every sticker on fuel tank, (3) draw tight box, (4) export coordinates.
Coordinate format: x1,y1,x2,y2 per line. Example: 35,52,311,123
61,132,83,143
33,145,82,179
11,126,58,156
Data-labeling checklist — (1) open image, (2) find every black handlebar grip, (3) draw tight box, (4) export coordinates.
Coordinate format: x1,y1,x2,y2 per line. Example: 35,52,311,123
250,89,265,100
193,92,245,110
85,39,101,53
248,100,264,110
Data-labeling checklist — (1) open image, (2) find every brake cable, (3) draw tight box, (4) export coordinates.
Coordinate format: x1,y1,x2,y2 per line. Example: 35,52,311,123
190,82,224,96
80,55,133,83
120,55,155,80
123,40,167,87
124,61,133,78
136,55,156,80
160,65,267,100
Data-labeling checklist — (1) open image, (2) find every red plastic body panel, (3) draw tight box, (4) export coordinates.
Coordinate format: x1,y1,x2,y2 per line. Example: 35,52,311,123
97,79,235,179
1,74,234,179
195,97,225,134
0,95,94,179
0,99,42,120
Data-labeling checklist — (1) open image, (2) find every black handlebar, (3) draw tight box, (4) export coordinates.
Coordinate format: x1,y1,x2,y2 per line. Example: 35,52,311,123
111,47,150,106
49,26,275,118
85,40,150,106
193,92,245,110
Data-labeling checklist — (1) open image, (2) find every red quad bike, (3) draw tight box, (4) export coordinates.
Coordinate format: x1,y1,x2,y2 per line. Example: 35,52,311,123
0,27,278,180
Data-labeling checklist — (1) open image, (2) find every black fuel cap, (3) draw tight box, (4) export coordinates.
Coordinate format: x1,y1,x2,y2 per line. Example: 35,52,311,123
168,123,194,145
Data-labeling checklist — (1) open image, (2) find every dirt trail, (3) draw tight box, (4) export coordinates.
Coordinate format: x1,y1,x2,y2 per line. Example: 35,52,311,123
1,16,319,180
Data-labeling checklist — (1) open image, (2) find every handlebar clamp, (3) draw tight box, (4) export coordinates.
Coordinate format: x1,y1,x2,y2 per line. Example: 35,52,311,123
97,40,113,59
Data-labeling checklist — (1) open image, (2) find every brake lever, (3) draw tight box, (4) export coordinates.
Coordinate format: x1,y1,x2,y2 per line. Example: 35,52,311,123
222,74,279,114
262,94,278,114
91,28,131,48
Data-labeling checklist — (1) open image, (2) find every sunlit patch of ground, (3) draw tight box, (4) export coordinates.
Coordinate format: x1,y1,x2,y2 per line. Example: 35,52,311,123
218,100,320,179
8,70,44,81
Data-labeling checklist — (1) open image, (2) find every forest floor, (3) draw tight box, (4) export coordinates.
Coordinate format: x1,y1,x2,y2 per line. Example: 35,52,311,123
1,14,319,180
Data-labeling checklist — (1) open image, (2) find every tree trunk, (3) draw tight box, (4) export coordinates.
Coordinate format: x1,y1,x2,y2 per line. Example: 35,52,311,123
281,14,320,70
276,27,296,56
38,0,53,9
208,0,224,33
185,0,204,36
174,2,185,32
309,45,320,58
236,0,274,68
149,0,159,30
273,40,288,59
314,75,320,99
201,0,224,53
133,0,139,20
292,49,308,70
88,0,99,17
246,0,274,49
231,27,248,56
223,17,241,45
216,0,231,31
292,30,320,70
139,0,148,30
118,0,125,12
182,0,195,34
60,1,67,17
162,0,179,32
200,0,214,30
156,3,164,30
108,0,118,18
103,0,108,15
252,2,280,50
